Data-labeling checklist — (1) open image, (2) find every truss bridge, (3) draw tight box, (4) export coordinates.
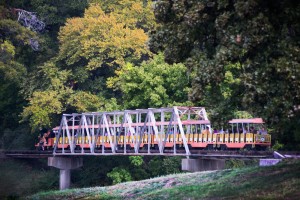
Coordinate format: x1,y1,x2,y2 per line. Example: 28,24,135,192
53,106,211,156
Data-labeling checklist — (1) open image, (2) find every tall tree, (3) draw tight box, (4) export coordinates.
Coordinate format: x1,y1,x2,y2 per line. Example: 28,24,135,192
150,0,300,147
0,1,89,134
21,1,155,130
0,6,36,138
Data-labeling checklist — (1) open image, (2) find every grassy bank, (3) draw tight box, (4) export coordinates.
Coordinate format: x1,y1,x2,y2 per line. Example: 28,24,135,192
28,159,300,200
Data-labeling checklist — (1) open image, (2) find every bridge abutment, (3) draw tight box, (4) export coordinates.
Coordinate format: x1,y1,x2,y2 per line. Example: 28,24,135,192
182,158,225,172
48,157,83,190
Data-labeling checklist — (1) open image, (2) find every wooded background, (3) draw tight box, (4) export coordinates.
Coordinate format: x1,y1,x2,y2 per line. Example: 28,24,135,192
0,0,299,196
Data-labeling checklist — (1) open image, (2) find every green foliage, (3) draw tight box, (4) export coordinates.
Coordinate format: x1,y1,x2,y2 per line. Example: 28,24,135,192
67,91,102,112
107,167,132,185
108,53,190,108
89,0,156,32
162,157,182,174
148,156,182,177
148,157,165,177
225,159,246,169
21,90,65,129
0,40,15,62
58,4,150,71
129,156,144,167
0,19,37,47
233,111,253,119
0,6,37,135
30,0,88,27
150,0,300,145
272,140,284,151
0,0,89,134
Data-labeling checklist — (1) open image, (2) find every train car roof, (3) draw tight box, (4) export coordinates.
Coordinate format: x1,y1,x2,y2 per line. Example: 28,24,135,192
228,118,264,124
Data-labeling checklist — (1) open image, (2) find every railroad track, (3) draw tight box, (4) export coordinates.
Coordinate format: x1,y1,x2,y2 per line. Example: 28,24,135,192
2,149,273,159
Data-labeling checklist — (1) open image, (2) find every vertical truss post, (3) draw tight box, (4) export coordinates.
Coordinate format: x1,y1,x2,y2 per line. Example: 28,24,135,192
147,112,151,154
101,115,105,154
163,112,174,150
161,111,164,135
125,113,135,152
187,110,191,134
123,112,127,154
160,111,165,154
78,114,85,154
94,114,101,154
173,114,176,155
113,113,117,152
62,117,66,154
71,115,75,153
134,113,139,154
136,113,148,152
91,114,96,152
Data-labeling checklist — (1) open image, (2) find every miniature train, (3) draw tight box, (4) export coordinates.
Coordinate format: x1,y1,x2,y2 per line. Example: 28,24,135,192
36,107,271,152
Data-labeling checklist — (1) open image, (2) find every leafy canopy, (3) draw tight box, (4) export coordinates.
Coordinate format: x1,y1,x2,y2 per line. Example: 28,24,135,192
107,53,191,109
150,0,300,145
58,4,150,71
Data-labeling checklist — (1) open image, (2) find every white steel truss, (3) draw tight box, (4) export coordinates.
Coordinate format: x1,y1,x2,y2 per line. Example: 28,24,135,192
53,106,209,156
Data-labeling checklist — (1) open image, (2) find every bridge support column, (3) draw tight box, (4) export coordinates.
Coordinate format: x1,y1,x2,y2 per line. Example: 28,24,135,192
182,158,225,172
48,157,83,190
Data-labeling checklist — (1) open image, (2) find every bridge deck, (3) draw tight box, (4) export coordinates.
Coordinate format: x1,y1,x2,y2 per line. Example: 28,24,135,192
3,150,273,159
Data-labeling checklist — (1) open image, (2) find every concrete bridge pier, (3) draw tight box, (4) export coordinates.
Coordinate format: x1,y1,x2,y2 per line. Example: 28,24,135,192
182,158,225,172
48,157,83,190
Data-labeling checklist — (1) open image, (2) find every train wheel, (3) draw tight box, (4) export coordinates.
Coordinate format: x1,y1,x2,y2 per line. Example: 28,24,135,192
144,144,149,150
37,146,43,151
245,144,252,151
207,144,214,150
258,146,267,151
220,144,227,151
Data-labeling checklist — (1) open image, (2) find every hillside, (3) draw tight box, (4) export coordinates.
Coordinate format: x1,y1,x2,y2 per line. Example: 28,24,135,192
28,159,300,200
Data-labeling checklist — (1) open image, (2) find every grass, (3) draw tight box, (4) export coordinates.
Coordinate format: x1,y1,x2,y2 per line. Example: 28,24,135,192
27,159,300,200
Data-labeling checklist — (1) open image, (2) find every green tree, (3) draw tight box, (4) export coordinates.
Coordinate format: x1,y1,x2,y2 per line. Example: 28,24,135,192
129,156,144,167
107,53,191,108
57,3,152,73
89,0,156,31
107,167,132,185
147,156,181,177
20,1,156,131
0,1,88,136
0,6,36,142
150,0,300,147
20,61,115,130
